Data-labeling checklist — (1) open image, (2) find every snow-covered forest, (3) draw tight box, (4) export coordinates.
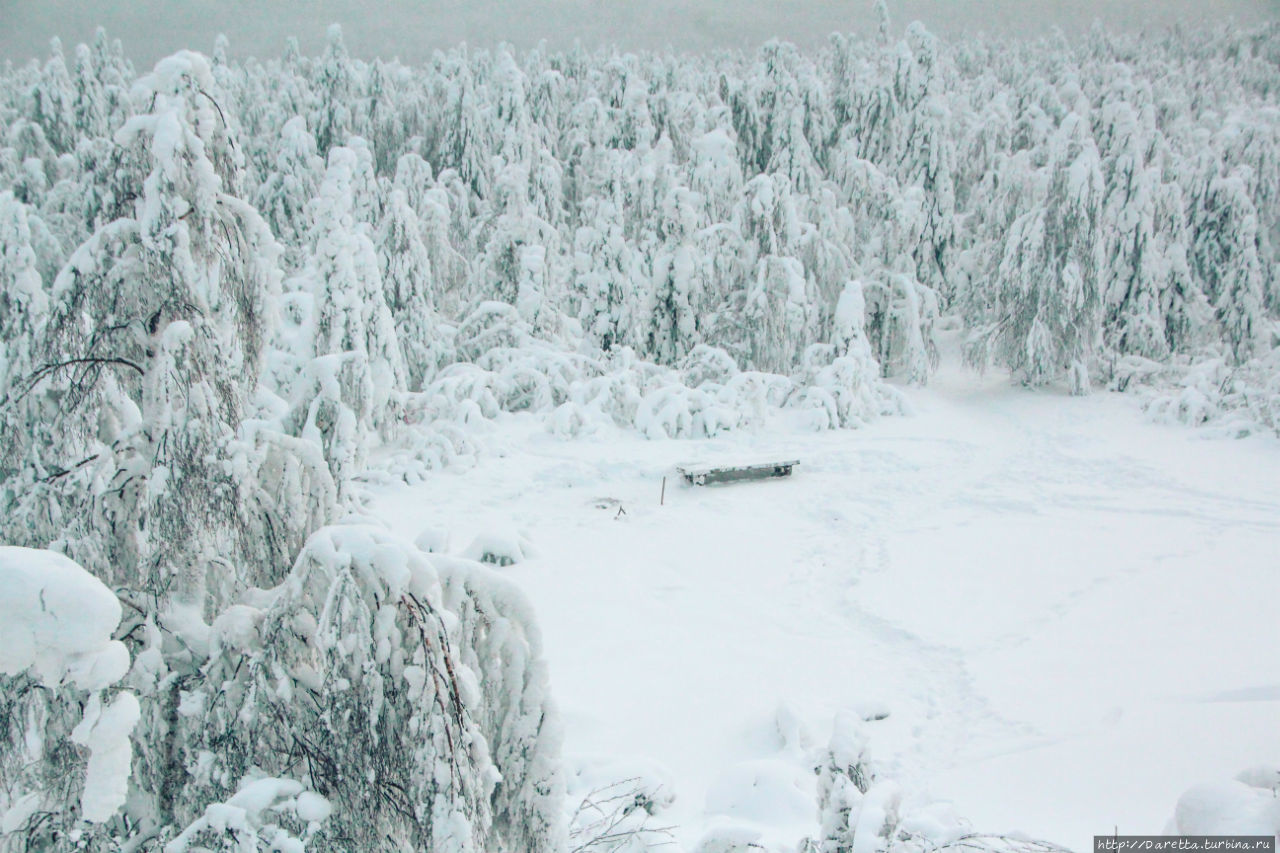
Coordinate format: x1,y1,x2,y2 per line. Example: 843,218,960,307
1,8,1278,851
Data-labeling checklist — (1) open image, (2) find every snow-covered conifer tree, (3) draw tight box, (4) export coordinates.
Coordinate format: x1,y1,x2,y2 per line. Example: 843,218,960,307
380,186,447,389
71,43,109,142
254,116,324,271
573,197,640,353
690,127,745,226
474,161,562,334
394,153,471,317
29,39,77,156
970,108,1105,392
1188,167,1268,363
743,253,813,373
0,193,48,406
645,185,705,364
311,25,356,157
1097,98,1166,359
299,144,406,493
439,53,492,198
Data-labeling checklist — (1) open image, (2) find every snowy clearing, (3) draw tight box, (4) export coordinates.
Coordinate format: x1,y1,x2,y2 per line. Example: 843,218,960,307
370,365,1280,851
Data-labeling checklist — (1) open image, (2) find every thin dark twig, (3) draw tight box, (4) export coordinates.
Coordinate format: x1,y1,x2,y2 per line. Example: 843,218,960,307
39,453,100,483
196,88,239,153
22,357,144,400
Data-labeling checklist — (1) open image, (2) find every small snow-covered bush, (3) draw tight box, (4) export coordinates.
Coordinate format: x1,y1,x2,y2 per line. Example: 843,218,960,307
411,321,906,448
1120,349,1280,438
812,712,876,852
459,530,536,567
807,713,978,853
454,301,538,363
635,383,734,439
425,363,506,423
297,351,377,497
1166,767,1280,835
793,352,906,431
790,283,908,431
681,345,741,389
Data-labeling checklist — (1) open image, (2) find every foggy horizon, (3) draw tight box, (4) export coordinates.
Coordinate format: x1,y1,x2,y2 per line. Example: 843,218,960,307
2,0,1277,68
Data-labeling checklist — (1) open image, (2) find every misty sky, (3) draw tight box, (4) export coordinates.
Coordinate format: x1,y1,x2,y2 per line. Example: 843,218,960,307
1,0,1277,67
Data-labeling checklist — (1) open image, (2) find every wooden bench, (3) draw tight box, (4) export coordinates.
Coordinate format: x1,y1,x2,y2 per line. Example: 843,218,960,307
677,460,799,486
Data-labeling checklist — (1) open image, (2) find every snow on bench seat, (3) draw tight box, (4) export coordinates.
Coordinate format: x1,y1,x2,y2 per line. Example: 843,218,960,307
676,460,799,486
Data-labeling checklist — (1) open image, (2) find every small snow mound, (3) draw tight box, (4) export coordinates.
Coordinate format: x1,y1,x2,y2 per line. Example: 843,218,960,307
851,781,905,853
461,530,536,567
854,699,892,722
898,801,971,845
827,711,872,773
705,759,815,825
414,525,451,554
211,604,264,655
694,822,766,853
161,600,213,661
1172,779,1280,835
547,400,607,439
773,702,813,753
294,790,333,824
1236,764,1280,793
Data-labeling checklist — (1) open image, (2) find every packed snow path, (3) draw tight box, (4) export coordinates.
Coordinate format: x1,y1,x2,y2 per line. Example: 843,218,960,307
370,368,1280,850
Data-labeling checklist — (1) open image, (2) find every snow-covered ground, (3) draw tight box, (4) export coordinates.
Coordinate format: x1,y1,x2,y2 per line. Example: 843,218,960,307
368,360,1280,851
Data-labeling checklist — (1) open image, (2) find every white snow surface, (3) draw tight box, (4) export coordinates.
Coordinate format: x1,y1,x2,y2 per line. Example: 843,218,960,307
70,691,141,824
0,546,128,691
1169,780,1280,835
0,547,139,823
368,362,1280,850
